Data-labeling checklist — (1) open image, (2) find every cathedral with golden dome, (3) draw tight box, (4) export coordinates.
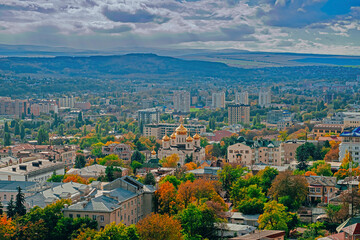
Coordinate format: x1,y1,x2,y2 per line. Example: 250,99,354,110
157,123,205,166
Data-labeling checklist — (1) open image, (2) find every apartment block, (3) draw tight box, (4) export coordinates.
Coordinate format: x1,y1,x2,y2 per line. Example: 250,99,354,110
143,123,206,139
228,104,250,125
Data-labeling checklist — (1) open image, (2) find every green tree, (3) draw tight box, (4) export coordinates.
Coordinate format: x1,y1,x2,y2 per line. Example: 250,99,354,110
177,204,218,240
20,123,25,140
14,122,20,135
230,184,266,214
75,154,86,169
37,127,49,145
299,222,326,240
131,161,143,174
4,121,9,133
4,133,11,146
218,164,247,193
6,199,16,218
131,150,145,164
105,166,115,182
15,187,26,217
256,166,279,194
58,124,64,136
90,142,104,158
144,172,156,186
296,142,316,170
160,175,181,189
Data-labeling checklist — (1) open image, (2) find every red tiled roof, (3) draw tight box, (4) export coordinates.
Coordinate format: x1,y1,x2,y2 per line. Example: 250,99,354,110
208,130,234,142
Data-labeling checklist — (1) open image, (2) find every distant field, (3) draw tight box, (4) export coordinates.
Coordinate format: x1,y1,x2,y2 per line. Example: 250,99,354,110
190,108,201,112
293,57,360,65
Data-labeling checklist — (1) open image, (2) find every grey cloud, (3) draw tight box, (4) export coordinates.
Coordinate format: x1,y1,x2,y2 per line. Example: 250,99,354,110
221,25,255,39
0,3,56,14
102,6,169,23
91,25,132,34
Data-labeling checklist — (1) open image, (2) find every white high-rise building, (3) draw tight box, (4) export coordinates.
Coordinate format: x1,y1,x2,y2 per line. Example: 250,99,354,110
212,92,225,109
58,96,75,108
173,91,190,113
235,91,249,105
258,89,271,108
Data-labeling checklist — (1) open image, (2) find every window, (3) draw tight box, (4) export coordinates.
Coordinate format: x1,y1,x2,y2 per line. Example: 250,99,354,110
93,215,97,220
69,214,73,218
316,188,321,193
4,194,6,200
309,188,315,193
77,214,81,218
100,215,104,222
85,215,89,218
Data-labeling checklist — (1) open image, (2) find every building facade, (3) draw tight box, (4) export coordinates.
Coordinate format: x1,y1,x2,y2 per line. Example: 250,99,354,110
63,176,155,229
102,143,132,163
339,127,360,163
138,108,160,128
228,104,250,125
173,91,190,113
258,89,271,108
212,92,225,109
313,124,343,138
235,91,249,105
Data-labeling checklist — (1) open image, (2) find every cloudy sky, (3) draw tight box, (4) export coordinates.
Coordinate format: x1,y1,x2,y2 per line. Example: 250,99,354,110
1,0,360,55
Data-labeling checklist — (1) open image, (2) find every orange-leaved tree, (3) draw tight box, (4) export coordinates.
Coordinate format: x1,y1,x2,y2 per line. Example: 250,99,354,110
136,213,183,240
63,174,88,184
184,162,197,171
156,181,178,215
0,215,15,240
324,141,340,162
160,154,179,168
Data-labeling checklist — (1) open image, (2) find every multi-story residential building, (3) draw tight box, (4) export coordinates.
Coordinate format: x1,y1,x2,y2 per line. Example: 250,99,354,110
58,96,75,108
306,176,337,203
102,143,132,163
212,92,225,109
267,110,292,124
258,89,271,108
313,124,343,138
0,180,38,203
339,127,360,162
0,159,64,182
0,97,28,118
74,102,91,110
137,108,160,128
143,123,206,139
235,91,249,105
343,116,360,129
158,124,205,165
228,104,250,125
30,100,58,116
227,139,282,166
63,176,155,229
323,112,360,125
173,90,190,113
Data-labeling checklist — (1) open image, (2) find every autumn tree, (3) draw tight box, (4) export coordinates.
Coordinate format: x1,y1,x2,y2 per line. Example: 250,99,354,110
137,213,183,240
258,201,291,232
268,170,308,211
63,174,88,184
324,141,340,162
160,154,179,168
90,142,104,158
0,215,15,240
156,181,178,215
312,160,332,176
184,162,197,171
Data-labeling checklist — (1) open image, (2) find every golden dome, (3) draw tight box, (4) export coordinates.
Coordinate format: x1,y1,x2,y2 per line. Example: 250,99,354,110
151,150,156,155
176,124,187,135
186,136,193,142
170,132,176,139
193,133,201,140
162,134,170,141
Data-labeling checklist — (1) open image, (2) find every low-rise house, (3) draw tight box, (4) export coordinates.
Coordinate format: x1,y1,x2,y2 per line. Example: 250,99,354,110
230,230,286,240
102,143,132,163
216,223,256,238
63,176,155,229
230,212,260,227
0,159,64,182
306,176,337,203
187,167,220,181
